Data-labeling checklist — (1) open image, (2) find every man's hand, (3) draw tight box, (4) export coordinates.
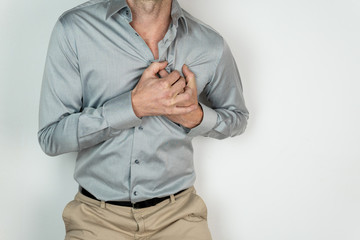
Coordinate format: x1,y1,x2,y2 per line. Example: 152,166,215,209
131,61,198,118
159,64,204,129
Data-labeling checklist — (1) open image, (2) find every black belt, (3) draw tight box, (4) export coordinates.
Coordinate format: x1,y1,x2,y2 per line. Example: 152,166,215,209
80,187,187,209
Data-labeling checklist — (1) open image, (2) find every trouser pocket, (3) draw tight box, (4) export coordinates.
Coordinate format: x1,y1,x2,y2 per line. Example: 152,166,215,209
62,199,78,231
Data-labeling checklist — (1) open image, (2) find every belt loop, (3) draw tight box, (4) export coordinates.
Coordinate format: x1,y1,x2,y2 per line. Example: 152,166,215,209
100,200,106,209
170,194,175,203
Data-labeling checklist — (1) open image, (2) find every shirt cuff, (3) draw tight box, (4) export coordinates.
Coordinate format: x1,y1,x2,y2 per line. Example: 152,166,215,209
186,102,218,137
103,91,142,130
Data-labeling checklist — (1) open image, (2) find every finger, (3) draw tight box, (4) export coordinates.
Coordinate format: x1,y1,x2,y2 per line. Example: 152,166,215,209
169,77,186,96
173,87,194,106
182,64,197,89
144,61,168,77
163,70,181,86
159,69,169,78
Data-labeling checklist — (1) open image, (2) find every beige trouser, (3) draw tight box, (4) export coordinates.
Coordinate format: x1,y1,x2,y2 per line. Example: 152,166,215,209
62,186,213,240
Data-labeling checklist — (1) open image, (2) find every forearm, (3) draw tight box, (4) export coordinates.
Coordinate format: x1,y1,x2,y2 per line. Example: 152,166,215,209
38,91,142,156
38,113,80,156
37,109,121,157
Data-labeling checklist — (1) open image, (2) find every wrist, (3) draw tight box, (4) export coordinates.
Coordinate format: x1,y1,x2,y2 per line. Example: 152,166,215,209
131,90,143,118
184,103,203,128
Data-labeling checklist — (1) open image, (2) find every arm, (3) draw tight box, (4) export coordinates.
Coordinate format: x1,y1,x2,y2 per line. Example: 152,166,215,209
180,39,249,138
38,18,142,156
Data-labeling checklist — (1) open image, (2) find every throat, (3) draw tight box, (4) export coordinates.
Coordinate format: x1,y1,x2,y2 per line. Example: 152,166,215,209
130,20,171,60
148,44,159,60
127,0,172,60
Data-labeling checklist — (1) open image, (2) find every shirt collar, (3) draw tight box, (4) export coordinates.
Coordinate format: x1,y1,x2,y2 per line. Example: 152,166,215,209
105,0,188,33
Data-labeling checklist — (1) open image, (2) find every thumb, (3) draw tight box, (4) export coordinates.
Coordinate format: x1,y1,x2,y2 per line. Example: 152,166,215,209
144,61,168,77
182,64,196,89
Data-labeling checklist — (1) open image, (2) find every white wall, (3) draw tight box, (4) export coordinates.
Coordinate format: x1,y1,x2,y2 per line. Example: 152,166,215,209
1,0,359,239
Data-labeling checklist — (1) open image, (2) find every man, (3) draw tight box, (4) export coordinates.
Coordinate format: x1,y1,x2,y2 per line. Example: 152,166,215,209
38,0,249,239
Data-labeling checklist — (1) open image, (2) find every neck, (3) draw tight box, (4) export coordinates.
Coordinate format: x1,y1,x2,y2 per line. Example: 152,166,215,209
127,0,172,43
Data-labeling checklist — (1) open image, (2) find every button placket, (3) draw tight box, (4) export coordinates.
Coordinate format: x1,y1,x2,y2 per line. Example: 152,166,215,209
130,118,146,202
158,26,177,63
130,127,139,202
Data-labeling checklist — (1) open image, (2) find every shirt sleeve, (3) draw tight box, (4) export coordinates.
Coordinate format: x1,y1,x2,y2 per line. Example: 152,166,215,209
186,39,249,138
38,18,142,156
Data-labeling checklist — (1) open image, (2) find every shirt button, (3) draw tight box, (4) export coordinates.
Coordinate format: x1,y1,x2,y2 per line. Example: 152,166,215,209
135,33,139,36
138,126,143,130
135,159,140,164
126,10,129,15
134,191,138,196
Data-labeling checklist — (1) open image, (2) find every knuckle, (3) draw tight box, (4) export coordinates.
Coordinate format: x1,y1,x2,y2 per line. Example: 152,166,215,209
166,91,173,99
152,62,160,67
181,81,186,88
172,70,180,78
179,78,186,87
160,91,169,101
159,70,167,77
160,80,169,89
145,64,153,72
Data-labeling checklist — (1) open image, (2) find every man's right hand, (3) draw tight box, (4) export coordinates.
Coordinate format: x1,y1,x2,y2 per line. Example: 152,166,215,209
131,61,198,118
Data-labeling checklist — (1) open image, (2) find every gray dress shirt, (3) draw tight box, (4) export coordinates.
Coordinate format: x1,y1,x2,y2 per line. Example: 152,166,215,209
38,0,249,202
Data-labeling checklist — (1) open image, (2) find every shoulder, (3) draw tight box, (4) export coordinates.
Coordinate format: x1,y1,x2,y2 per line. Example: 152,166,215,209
53,0,109,44
58,0,109,24
183,10,225,49
182,9,225,62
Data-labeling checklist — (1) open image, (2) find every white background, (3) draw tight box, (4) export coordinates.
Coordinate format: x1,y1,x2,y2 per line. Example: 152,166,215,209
1,0,359,239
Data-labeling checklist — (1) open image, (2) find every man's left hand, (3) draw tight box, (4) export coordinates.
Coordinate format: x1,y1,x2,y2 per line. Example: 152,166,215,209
158,64,203,129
